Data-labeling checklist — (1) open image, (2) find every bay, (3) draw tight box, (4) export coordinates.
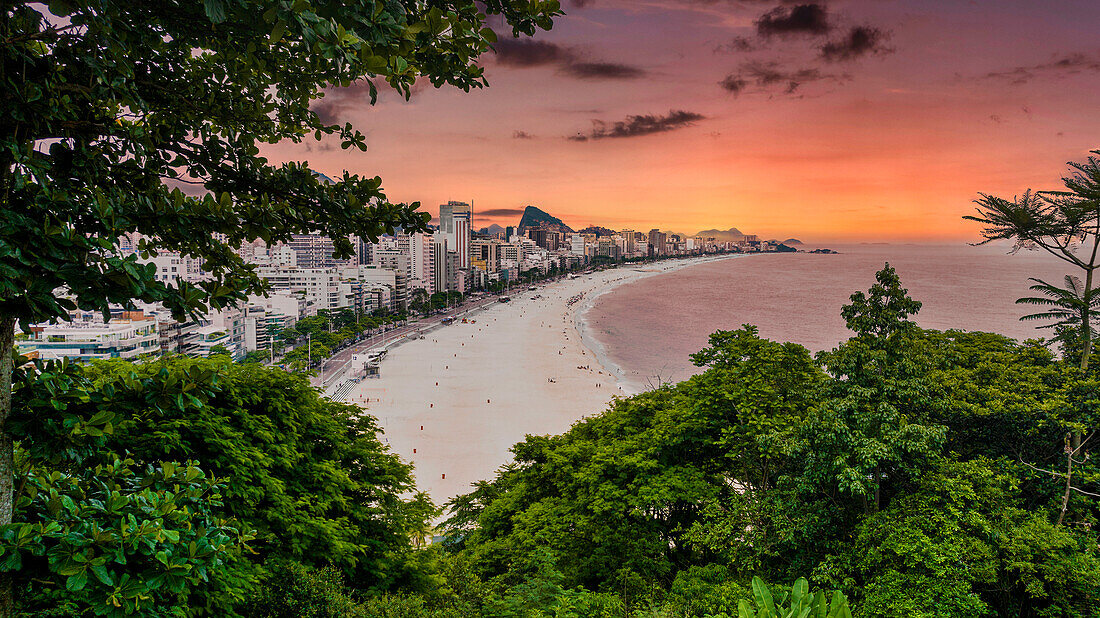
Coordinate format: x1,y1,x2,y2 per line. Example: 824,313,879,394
583,243,1076,392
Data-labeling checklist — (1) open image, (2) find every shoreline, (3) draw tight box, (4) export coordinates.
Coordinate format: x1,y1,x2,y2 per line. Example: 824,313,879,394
345,253,743,509
575,253,747,395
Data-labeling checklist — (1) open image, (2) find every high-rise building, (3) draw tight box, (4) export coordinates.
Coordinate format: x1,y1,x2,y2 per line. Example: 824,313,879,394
395,232,432,288
288,233,359,269
430,239,447,293
621,230,635,254
648,229,667,256
439,201,471,270
527,228,549,250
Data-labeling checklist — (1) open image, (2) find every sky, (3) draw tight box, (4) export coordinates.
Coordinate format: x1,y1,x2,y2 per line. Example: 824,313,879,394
265,0,1100,243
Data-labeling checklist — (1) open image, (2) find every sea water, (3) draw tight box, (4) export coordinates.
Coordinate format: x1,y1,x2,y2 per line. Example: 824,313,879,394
583,243,1075,392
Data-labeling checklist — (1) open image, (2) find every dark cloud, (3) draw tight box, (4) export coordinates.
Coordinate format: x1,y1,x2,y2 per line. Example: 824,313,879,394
492,37,645,80
820,26,891,61
492,38,569,67
562,61,647,79
513,130,534,139
719,74,748,94
715,36,757,54
984,52,1100,84
722,61,846,95
478,208,527,217
310,79,432,124
311,80,377,124
755,3,830,37
571,110,706,141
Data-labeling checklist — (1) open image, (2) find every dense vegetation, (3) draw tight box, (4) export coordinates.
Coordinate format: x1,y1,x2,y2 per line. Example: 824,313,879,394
2,0,1098,613
4,265,1096,616
437,266,1100,617
0,1,559,611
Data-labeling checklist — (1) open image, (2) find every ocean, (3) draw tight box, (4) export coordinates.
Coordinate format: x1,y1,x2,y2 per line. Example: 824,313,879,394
582,243,1076,392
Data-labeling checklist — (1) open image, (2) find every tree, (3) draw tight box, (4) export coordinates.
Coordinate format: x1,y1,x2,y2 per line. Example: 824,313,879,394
85,357,435,607
0,1,560,611
5,456,252,616
209,344,233,357
804,265,945,514
965,150,1100,371
409,288,431,316
1017,275,1100,360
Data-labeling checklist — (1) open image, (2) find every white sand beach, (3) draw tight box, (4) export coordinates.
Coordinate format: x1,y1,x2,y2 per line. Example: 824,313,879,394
347,255,738,507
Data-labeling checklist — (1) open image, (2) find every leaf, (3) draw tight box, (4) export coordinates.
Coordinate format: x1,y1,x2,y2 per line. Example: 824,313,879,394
66,570,88,592
752,576,777,617
90,564,114,586
270,19,287,44
47,0,75,16
203,0,227,23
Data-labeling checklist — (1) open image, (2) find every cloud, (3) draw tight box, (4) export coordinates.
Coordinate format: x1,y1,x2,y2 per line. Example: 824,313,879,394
984,52,1100,84
513,130,534,139
310,79,432,124
721,61,847,95
311,80,377,124
755,3,830,38
571,110,706,140
562,62,647,79
478,208,527,217
719,74,748,94
715,36,757,54
492,37,646,80
820,26,891,61
492,38,569,67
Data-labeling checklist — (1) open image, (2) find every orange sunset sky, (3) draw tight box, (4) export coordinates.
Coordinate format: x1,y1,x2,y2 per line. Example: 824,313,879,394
266,0,1100,243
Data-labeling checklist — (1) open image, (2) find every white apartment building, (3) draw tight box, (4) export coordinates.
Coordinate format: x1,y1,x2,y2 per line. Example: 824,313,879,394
23,311,160,361
256,266,347,312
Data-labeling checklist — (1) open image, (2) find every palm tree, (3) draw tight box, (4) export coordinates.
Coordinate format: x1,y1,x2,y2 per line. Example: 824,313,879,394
967,150,1100,371
1017,275,1100,360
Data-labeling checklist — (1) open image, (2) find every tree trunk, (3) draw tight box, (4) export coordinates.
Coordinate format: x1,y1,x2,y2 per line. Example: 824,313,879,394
1082,268,1093,373
0,314,16,617
1057,434,1074,526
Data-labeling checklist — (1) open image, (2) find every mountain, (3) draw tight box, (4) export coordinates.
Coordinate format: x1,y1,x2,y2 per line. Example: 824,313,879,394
694,227,747,242
478,224,505,236
781,238,803,245
517,205,574,233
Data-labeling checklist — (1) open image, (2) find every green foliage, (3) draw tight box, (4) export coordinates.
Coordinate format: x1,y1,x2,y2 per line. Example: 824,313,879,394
245,562,367,618
1017,275,1100,361
445,267,1100,616
241,350,270,364
83,357,435,592
664,565,750,617
0,0,560,328
850,459,1100,617
802,265,945,512
209,344,233,357
737,577,851,618
2,454,251,616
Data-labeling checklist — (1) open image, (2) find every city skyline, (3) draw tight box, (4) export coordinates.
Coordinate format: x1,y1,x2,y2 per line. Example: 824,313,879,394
261,0,1100,243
